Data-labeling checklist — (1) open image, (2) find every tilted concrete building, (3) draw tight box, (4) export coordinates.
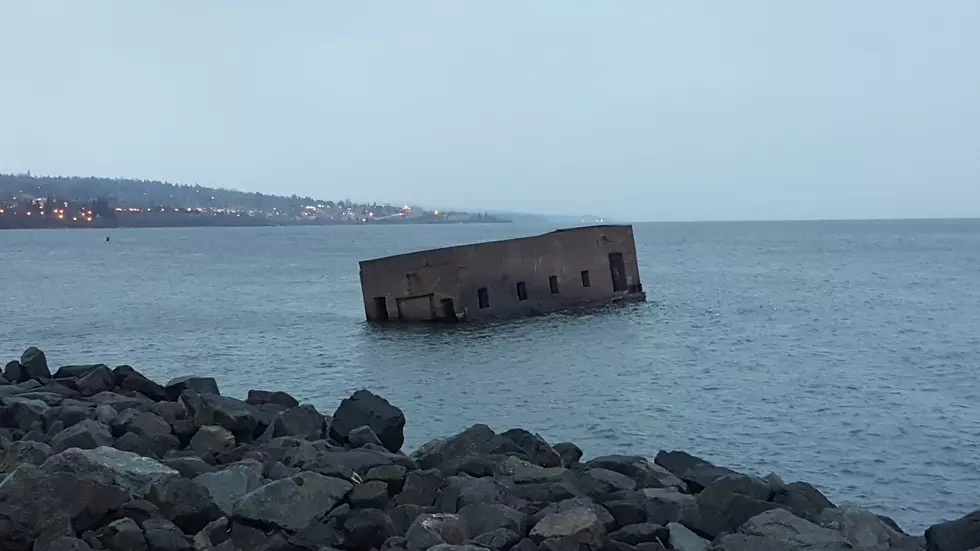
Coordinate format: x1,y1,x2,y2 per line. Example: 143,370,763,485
359,224,645,323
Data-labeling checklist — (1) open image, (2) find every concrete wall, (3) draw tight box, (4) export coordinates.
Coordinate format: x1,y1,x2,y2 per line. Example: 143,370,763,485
359,225,645,322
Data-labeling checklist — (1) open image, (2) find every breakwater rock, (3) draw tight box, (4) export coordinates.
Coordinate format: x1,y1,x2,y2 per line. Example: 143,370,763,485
0,347,976,551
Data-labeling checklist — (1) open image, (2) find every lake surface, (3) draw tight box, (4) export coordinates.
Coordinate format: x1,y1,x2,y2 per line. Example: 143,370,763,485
2,219,979,531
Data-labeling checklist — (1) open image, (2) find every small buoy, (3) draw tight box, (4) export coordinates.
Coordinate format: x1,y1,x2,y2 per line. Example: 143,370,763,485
105,236,110,242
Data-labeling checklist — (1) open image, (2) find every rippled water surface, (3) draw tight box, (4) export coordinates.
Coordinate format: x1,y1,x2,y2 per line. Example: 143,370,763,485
2,220,979,531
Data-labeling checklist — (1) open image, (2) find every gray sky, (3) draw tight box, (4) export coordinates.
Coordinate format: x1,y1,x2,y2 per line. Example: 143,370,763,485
1,1,978,221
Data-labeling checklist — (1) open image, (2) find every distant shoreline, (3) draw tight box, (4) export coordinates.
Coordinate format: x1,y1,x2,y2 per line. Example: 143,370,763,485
0,216,513,230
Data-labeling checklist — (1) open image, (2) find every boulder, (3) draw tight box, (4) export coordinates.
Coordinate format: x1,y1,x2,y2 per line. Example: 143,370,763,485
438,475,512,512
574,468,638,498
514,481,579,503
162,456,217,478
330,390,406,453
40,538,94,551
458,503,529,538
76,365,115,397
112,409,172,439
427,545,488,551
501,429,562,468
1,396,50,431
608,523,665,546
21,347,51,379
772,482,836,522
691,483,783,539
287,521,346,550
553,443,583,467
925,509,980,551
365,464,408,494
349,424,384,448
146,476,222,534
140,518,192,551
190,425,236,457
40,446,179,497
531,499,616,533
181,392,256,436
47,404,94,428
412,424,510,473
0,440,52,472
473,528,523,550
653,450,738,493
165,376,219,401
713,508,853,551
819,506,918,550
395,468,445,506
273,404,326,440
349,479,392,509
52,364,105,379
233,471,353,531
530,506,607,551
90,391,153,412
666,523,709,551
512,538,539,551
585,456,686,491
50,419,115,453
603,500,646,529
406,513,470,550
247,389,299,408
639,488,699,526
96,517,147,551
117,371,168,402
344,508,399,550
193,460,266,515
3,361,26,383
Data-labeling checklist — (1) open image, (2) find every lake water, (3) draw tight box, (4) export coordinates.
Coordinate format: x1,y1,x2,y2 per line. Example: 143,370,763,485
2,220,979,532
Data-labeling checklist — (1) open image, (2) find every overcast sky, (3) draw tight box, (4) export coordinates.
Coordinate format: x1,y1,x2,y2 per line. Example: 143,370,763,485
1,2,978,221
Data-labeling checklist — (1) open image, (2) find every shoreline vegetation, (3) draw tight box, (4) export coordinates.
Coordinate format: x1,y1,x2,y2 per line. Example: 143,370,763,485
0,173,511,229
2,346,977,551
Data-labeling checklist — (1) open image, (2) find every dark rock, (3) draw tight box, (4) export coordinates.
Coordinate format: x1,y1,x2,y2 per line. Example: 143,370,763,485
190,425,236,457
635,544,666,551
274,404,326,440
233,471,353,531
95,404,118,424
600,541,639,551
191,517,230,549
50,419,115,453
692,485,783,540
114,431,152,456
146,476,222,534
181,392,256,436
382,536,410,551
406,513,469,550
603,500,646,529
819,506,920,550
395,468,445,506
41,446,179,497
366,463,408,494
512,538,539,551
21,347,51,380
228,521,279,551
391,504,436,536
458,503,528,538
349,424,384,448
1,396,50,431
349,479,391,509
3,361,26,383
345,508,399,551
474,528,523,550
288,521,346,550
411,424,510,474
639,488,699,526
47,404,93,428
331,390,406,453
162,456,216,478
703,473,771,501
608,524,665,546
513,481,578,503
118,371,168,402
531,499,616,533
771,481,836,522
653,450,738,493
193,460,266,515
713,508,852,551
665,523,708,551
530,506,607,550
170,419,198,446
501,429,562,468
97,517,147,551
53,364,105,379
117,499,163,525
552,443,583,467
0,440,52,472
112,409,172,438
40,537,94,551
76,365,115,397
165,376,219,401
574,468,638,498
584,456,686,491
141,518,192,551
90,391,153,412
147,434,181,459
438,475,512,512
247,389,299,408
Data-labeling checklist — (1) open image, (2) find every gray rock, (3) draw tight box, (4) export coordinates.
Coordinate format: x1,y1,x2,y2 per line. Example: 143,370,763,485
819,506,917,550
3,360,26,383
530,506,606,550
499,456,566,484
391,504,437,536
47,404,93,428
575,468,638,498
141,518,191,551
50,419,115,453
349,424,384,448
603,500,646,529
21,347,51,380
585,456,686,491
439,475,511,512
501,429,562,468
608,523,664,546
112,409,172,439
396,468,445,506
666,523,708,551
165,376,219,400
95,404,118,424
193,460,266,515
406,513,470,551
513,481,579,503
90,391,153,412
246,389,299,407
714,509,854,550
147,476,222,534
692,483,783,539
97,517,147,551
0,440,52,472
474,528,523,550
52,364,105,379
41,446,179,497
652,450,738,493
350,479,391,509
427,545,488,551
181,392,256,436
118,372,168,402
233,471,352,531
411,424,510,474
639,488,699,526
926,509,980,551
531,499,616,533
458,503,529,538
1,396,50,431
345,508,399,550
366,463,408,494
553,443,583,467
772,482,836,522
288,520,346,550
512,538,539,551
330,389,406,453
114,431,151,456
76,365,114,397
40,537,94,551
274,404,326,440
190,425,236,457
163,456,216,478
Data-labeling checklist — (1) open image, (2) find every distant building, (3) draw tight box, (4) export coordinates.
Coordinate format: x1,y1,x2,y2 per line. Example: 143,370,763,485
359,225,645,323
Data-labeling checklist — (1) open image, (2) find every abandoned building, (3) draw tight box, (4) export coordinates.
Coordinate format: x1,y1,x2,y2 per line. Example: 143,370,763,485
359,224,645,323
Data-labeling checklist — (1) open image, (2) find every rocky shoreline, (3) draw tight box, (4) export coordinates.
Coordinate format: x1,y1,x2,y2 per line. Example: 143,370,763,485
1,347,977,551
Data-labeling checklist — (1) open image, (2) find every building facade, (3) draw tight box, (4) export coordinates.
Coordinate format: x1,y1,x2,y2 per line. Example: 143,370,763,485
359,225,645,323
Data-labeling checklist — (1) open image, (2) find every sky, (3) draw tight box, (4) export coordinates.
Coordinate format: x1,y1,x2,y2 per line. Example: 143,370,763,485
1,2,978,221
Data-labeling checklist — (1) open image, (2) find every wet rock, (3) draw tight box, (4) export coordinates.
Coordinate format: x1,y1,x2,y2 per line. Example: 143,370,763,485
530,506,607,551
713,508,852,551
181,392,257,436
50,419,115,453
147,476,222,534
40,537,94,551
331,390,406,453
77,365,115,397
474,528,523,550
406,513,470,550
501,429,562,468
603,500,646,529
553,443,583,467
97,517,147,551
233,471,353,531
21,347,51,380
585,456,686,491
772,481,836,522
395,468,445,506
345,508,399,550
140,518,191,551
165,376,219,401
247,389,299,408
41,446,179,497
0,440,52,472
190,425,235,457
349,424,384,448
274,404,326,440
819,505,918,550
926,509,980,551
666,523,708,551
112,409,172,439
349,479,391,509
193,460,266,515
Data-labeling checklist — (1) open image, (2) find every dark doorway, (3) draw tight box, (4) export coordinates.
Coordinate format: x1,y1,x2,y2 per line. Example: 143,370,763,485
608,253,627,292
581,270,591,288
373,296,389,321
516,281,528,301
549,275,560,294
477,287,490,309
440,298,458,323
